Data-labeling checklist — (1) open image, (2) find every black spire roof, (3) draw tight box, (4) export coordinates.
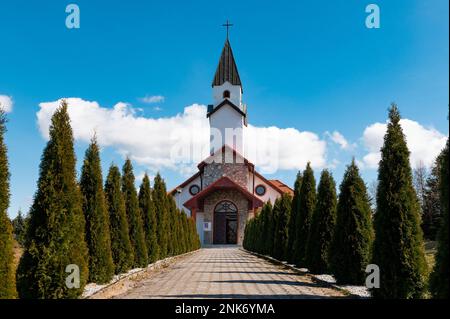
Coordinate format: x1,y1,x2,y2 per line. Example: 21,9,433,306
212,39,242,89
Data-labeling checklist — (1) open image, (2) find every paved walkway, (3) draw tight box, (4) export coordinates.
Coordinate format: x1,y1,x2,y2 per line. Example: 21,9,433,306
116,247,346,299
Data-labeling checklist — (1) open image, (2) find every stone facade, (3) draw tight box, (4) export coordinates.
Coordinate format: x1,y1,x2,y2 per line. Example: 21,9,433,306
200,189,253,245
203,162,248,188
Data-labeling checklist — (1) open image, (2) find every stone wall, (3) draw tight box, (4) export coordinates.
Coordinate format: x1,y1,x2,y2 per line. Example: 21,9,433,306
203,163,248,188
201,189,252,245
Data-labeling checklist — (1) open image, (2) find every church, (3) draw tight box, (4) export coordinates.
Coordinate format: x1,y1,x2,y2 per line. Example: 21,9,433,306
171,34,293,246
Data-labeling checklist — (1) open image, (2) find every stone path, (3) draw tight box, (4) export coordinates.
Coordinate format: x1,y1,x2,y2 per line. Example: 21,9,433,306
116,247,346,299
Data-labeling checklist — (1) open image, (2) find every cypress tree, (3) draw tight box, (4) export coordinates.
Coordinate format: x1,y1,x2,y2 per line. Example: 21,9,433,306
12,210,27,247
287,173,302,263
272,193,292,261
166,197,177,256
430,140,449,298
0,111,17,299
138,174,159,263
422,155,444,240
16,100,89,298
122,159,148,268
153,173,169,258
261,201,274,256
372,105,428,298
80,138,114,283
105,165,133,274
305,170,337,274
329,160,374,285
293,163,316,266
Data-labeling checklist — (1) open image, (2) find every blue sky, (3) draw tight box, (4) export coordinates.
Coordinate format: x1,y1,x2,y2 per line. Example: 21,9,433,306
0,0,448,218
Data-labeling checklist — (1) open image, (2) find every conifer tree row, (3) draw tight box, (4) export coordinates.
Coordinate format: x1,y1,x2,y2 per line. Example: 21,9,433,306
105,164,134,274
80,138,114,284
305,170,337,274
430,139,449,298
372,105,428,298
138,174,159,263
16,101,89,299
0,111,17,299
286,172,302,264
13,100,201,299
122,159,148,268
292,163,316,266
329,160,374,285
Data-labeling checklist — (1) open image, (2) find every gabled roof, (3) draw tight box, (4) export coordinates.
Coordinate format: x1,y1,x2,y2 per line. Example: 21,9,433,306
212,39,242,89
269,179,294,196
197,145,254,170
183,176,264,210
206,99,246,118
168,171,201,195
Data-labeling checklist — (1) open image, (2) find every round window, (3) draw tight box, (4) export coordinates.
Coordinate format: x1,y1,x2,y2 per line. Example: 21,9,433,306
255,185,266,196
189,185,200,195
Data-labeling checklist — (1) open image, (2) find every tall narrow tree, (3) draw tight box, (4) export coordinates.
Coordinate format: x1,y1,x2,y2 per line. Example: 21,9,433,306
421,155,444,240
329,160,374,285
138,174,160,262
153,173,169,258
16,100,89,298
272,193,292,261
305,170,337,274
287,172,302,263
12,210,27,247
430,140,449,299
372,105,428,298
293,163,316,266
261,201,274,256
122,159,148,268
80,138,114,283
105,165,133,274
0,111,17,299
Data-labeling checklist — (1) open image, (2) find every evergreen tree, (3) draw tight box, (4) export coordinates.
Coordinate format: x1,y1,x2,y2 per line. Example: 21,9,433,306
16,100,89,298
287,173,302,263
430,140,449,298
261,201,274,256
105,165,134,274
80,138,114,283
293,163,316,266
122,159,148,268
422,154,444,240
12,210,27,247
138,174,159,263
272,193,292,261
329,160,374,285
0,110,17,299
153,173,169,258
372,105,428,298
166,196,177,256
305,170,337,274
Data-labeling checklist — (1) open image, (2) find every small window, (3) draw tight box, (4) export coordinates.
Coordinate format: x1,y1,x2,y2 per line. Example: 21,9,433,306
255,185,266,196
189,185,200,196
223,90,230,98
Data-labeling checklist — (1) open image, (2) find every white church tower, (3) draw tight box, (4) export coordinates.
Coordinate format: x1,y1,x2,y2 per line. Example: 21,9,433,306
207,34,247,155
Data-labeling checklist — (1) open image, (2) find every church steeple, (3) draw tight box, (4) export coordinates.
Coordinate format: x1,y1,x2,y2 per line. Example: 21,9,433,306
208,28,247,155
212,38,242,90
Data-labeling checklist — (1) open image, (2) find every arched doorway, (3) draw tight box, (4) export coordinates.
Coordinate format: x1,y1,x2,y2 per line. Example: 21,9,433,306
213,200,238,244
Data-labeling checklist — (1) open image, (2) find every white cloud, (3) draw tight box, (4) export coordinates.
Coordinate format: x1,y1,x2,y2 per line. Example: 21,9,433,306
362,119,447,169
37,98,328,175
0,95,13,113
139,95,165,104
326,131,354,150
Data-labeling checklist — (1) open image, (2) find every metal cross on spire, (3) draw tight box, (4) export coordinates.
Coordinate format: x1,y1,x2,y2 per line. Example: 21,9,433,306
222,20,233,39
